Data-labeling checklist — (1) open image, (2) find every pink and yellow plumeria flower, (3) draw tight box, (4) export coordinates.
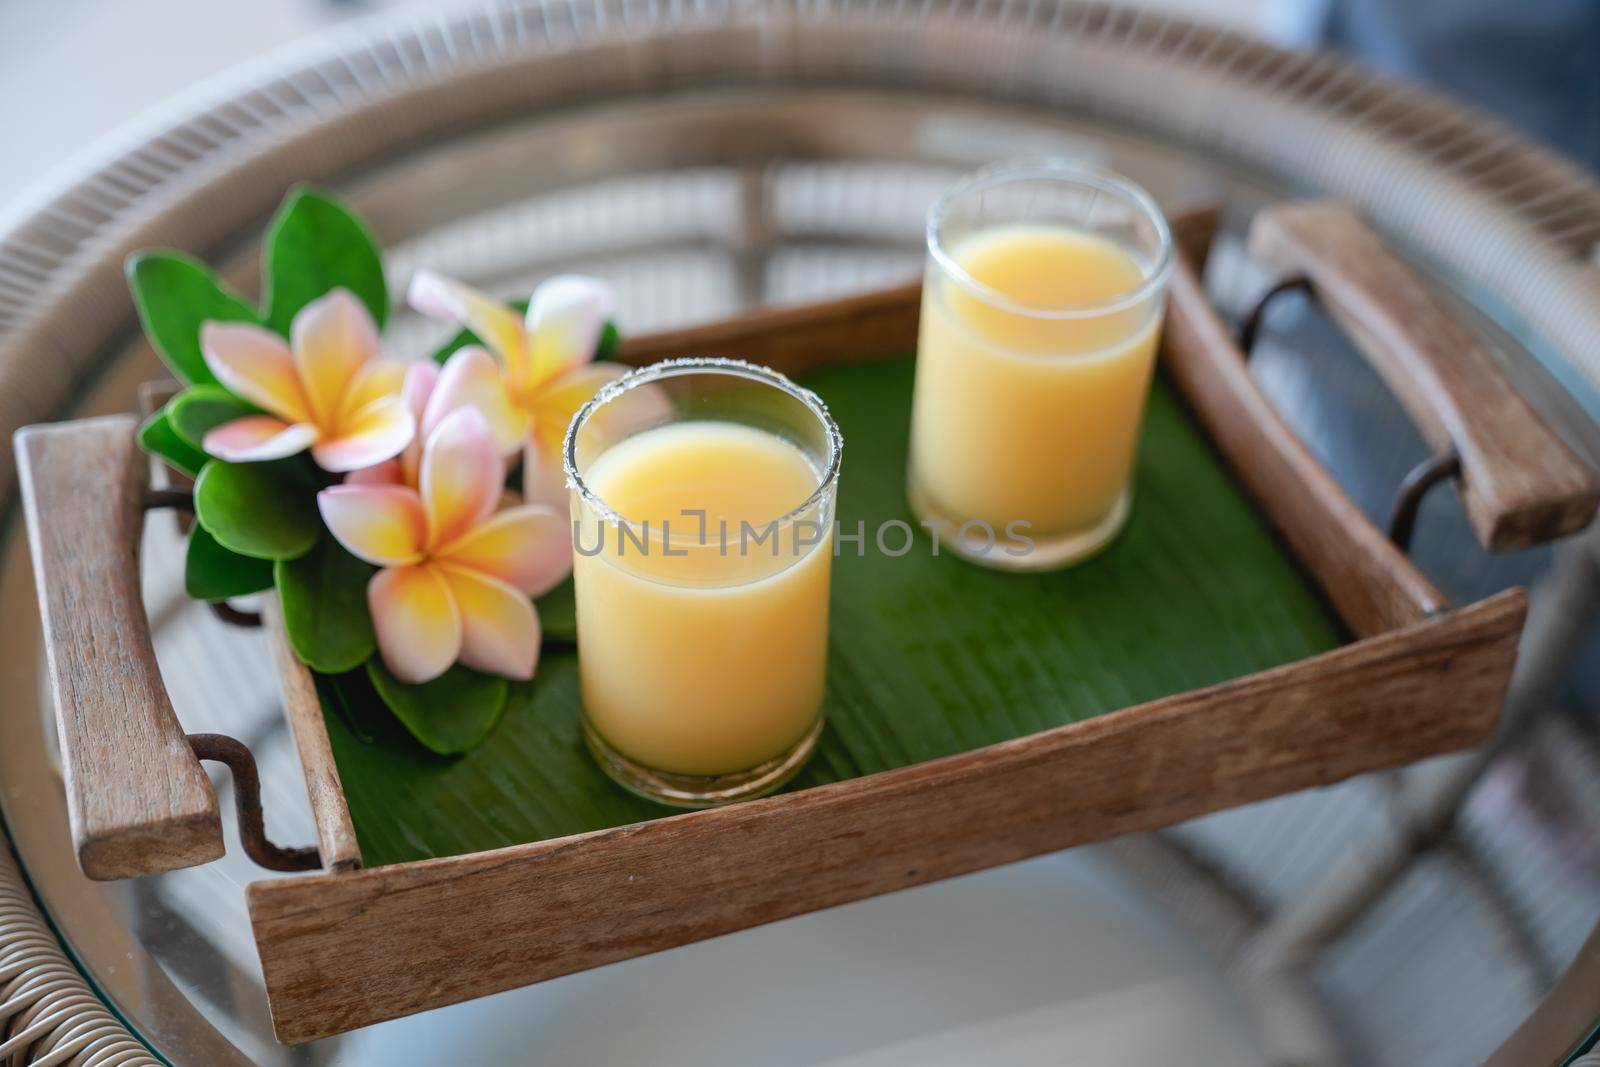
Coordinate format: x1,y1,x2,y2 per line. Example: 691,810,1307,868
345,360,439,490
318,407,569,684
200,289,412,472
406,271,626,506
346,348,500,491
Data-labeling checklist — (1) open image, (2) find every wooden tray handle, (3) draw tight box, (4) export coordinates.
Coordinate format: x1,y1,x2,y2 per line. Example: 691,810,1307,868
15,415,225,880
1248,201,1599,552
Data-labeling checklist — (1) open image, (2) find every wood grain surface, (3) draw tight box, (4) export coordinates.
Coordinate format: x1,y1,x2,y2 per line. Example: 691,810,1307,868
617,279,921,372
1249,200,1599,551
261,598,363,872
14,415,224,880
249,590,1523,1043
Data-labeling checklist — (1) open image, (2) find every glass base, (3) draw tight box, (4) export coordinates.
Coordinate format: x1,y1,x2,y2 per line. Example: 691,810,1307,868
582,714,825,809
908,481,1131,572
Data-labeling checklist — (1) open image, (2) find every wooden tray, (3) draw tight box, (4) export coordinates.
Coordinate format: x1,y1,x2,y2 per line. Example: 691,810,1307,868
15,204,1597,1044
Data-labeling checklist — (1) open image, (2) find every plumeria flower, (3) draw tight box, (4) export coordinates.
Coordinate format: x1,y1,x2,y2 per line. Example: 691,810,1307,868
318,407,569,684
345,359,439,490
406,271,626,507
200,289,412,472
346,348,497,491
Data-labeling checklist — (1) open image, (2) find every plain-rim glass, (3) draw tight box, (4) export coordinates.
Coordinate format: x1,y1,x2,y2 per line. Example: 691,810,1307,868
926,157,1174,321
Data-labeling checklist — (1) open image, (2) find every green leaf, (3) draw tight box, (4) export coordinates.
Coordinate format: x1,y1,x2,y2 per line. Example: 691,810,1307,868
276,535,377,673
263,186,388,335
125,251,259,386
595,321,621,362
137,408,207,479
193,459,319,561
185,524,275,600
536,576,576,644
366,660,509,757
167,385,260,451
316,358,1345,867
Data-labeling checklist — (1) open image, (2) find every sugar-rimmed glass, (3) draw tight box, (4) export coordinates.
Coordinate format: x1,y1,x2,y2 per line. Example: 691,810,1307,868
563,358,842,807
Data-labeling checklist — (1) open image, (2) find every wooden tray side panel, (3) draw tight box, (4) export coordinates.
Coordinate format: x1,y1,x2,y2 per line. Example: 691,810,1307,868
616,282,922,373
249,590,1522,1044
261,600,363,872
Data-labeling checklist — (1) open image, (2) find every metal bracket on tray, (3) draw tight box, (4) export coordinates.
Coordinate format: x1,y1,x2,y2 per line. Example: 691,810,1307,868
1236,273,1464,557
187,733,322,873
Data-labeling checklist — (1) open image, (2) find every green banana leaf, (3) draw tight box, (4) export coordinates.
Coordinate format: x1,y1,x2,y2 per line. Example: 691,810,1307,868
323,357,1343,868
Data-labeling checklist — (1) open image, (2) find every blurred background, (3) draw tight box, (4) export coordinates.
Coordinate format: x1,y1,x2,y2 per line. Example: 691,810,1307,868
2,0,1595,215
2,1,1599,1066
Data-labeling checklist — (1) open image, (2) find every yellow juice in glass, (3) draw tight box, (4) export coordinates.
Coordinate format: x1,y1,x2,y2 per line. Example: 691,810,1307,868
909,164,1171,569
565,360,842,806
575,421,830,776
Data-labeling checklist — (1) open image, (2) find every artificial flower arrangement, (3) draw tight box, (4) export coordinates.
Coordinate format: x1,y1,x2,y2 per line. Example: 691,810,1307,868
132,186,624,754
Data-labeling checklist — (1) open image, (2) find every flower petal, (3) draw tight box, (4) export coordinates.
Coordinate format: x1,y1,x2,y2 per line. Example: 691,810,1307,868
369,564,462,684
317,484,427,566
437,504,571,596
345,457,403,486
524,363,631,507
423,346,530,454
200,321,311,423
202,417,318,463
400,360,440,423
365,361,441,488
407,271,526,368
530,361,630,460
524,275,615,389
310,395,415,473
420,407,502,548
435,564,538,681
291,288,379,427
522,437,568,512
337,358,409,429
